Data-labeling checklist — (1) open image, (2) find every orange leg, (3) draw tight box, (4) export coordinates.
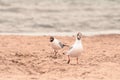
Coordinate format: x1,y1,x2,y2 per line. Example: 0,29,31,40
54,50,58,56
76,57,79,64
67,55,70,64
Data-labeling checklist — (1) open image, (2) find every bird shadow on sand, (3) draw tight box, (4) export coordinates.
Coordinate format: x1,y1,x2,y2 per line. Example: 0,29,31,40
46,53,63,59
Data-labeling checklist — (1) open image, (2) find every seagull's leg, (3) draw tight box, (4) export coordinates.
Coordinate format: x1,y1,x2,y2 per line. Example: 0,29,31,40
53,49,56,56
67,55,70,64
53,49,55,55
76,57,79,64
54,50,58,56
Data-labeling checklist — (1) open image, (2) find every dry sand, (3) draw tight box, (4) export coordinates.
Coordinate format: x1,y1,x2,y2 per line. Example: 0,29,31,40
0,34,120,80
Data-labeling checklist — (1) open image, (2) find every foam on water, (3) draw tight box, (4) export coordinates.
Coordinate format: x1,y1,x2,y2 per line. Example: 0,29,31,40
0,30,119,36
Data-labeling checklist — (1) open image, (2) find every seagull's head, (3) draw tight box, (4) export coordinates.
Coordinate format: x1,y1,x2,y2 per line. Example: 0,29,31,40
77,32,82,40
50,36,54,42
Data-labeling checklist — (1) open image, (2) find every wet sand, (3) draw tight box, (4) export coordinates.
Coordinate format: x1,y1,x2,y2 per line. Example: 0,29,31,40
0,34,120,80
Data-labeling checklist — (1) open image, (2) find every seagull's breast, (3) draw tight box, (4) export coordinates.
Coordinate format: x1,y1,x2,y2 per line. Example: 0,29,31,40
51,39,61,50
67,40,83,57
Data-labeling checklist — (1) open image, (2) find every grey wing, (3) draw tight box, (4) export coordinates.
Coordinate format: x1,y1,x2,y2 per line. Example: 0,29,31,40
69,46,73,50
59,42,64,48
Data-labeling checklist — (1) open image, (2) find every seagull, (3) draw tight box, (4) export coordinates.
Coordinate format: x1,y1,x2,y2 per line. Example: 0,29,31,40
65,32,83,64
50,36,68,56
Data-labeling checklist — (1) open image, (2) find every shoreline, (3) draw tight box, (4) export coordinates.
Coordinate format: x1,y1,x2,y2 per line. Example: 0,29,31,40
0,30,120,36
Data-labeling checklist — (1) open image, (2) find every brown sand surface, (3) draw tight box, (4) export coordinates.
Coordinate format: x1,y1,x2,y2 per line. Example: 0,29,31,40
0,34,120,80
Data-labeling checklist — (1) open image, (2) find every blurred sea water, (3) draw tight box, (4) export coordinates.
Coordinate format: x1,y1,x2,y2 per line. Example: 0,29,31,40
0,0,120,35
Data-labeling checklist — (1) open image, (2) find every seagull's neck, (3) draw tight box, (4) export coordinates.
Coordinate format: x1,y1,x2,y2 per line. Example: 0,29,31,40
74,39,83,49
75,39,82,44
54,38,57,41
53,38,58,43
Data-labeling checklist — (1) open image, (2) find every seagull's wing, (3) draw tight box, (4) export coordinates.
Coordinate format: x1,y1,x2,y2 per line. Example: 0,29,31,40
58,42,64,48
69,46,73,50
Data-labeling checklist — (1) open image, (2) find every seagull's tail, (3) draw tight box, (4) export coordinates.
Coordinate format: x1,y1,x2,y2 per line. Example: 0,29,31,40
63,44,69,47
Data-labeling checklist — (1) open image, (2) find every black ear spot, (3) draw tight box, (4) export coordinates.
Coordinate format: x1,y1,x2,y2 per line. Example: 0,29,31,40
77,32,82,40
50,36,54,42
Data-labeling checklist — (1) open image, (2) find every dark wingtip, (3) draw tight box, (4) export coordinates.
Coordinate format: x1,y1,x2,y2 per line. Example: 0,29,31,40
63,44,69,47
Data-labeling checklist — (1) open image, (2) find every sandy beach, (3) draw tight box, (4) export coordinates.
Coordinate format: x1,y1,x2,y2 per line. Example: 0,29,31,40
0,0,120,80
0,34,120,80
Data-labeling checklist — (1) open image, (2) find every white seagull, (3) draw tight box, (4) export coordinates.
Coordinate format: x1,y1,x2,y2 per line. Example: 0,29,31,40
50,36,68,56
65,32,83,64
